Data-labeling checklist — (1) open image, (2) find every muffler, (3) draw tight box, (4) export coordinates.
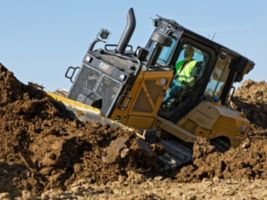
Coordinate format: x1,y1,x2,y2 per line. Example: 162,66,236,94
116,8,136,54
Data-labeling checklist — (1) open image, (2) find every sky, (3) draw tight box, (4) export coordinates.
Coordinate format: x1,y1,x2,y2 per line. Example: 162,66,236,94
0,1,266,91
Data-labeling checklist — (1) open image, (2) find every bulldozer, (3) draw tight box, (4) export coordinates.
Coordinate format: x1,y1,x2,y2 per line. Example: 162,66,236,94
48,8,254,168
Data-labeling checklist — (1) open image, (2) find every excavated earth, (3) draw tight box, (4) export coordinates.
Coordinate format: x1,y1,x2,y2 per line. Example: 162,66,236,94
173,79,267,183
0,63,266,199
0,63,157,199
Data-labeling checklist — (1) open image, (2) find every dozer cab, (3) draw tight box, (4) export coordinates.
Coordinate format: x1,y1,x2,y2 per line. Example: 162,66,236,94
49,8,254,168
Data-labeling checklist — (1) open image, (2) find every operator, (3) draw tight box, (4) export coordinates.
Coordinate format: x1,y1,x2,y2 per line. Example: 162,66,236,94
163,45,197,104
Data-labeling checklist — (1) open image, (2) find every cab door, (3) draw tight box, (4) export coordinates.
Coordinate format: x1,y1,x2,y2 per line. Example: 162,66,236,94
158,38,217,123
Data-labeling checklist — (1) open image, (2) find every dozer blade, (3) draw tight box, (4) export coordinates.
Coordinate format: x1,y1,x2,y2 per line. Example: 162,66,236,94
47,92,133,130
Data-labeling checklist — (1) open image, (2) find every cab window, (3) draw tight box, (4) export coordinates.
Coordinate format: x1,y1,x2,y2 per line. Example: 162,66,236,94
145,30,178,66
175,44,209,76
205,54,231,99
175,43,209,86
156,37,177,65
161,43,209,110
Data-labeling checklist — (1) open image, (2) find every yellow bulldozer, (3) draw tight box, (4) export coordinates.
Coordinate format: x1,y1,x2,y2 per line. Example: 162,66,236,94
48,8,254,168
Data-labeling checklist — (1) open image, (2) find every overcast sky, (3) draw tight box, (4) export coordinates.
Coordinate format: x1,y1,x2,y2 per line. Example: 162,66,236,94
0,0,266,90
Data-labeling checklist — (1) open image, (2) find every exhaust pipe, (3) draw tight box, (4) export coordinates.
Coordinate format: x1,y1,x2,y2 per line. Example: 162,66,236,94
116,8,136,54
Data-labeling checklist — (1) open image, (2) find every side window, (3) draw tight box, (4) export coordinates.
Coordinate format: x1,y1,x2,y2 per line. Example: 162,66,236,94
145,30,178,66
205,55,231,98
157,37,177,65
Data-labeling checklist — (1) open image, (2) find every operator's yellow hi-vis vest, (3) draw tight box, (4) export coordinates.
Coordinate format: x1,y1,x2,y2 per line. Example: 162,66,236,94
175,60,197,83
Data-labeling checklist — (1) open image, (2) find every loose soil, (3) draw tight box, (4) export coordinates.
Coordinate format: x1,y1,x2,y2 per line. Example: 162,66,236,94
39,176,267,200
0,64,266,199
0,63,156,198
174,80,267,182
232,79,267,129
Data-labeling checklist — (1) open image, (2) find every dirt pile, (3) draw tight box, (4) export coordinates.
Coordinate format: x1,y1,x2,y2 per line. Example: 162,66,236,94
175,80,267,182
0,63,156,198
1,63,267,198
176,137,267,182
232,79,267,129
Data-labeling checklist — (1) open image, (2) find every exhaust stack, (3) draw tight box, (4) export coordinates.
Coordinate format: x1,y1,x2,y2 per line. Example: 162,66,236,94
116,8,136,54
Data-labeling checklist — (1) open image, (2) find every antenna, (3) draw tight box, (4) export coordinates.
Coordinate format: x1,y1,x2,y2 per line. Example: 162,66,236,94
211,32,217,40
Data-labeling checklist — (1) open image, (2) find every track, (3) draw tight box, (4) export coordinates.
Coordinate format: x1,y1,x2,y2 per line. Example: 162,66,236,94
155,137,232,171
153,138,193,171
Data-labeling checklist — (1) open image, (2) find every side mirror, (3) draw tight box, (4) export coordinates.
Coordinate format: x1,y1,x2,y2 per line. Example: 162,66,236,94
88,28,111,52
97,28,111,42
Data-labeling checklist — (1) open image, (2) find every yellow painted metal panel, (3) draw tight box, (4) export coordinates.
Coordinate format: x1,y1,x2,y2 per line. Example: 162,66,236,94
126,116,155,129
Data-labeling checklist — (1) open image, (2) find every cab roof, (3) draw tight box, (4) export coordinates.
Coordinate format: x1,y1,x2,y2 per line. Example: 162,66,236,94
154,16,254,66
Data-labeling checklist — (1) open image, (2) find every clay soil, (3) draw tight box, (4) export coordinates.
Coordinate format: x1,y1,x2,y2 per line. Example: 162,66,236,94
0,63,267,199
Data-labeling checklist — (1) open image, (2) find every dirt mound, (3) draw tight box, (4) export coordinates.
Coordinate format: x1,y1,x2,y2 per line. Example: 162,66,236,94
176,137,267,182
176,80,267,182
1,63,267,198
0,63,156,198
232,80,267,129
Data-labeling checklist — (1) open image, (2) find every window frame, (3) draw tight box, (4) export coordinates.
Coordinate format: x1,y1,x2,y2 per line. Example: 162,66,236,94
204,54,233,99
169,37,216,84
158,36,217,123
